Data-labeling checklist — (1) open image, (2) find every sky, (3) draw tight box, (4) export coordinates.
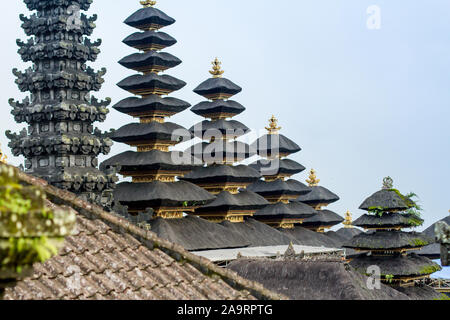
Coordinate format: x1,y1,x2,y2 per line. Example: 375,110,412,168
0,0,449,231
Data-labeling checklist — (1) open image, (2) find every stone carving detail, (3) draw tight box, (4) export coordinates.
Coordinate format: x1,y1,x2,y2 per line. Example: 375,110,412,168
7,0,116,209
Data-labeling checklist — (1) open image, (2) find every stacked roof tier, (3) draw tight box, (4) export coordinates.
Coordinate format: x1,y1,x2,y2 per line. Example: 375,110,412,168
180,59,268,223
102,1,214,218
247,117,315,229
343,177,441,286
293,169,344,232
7,0,117,210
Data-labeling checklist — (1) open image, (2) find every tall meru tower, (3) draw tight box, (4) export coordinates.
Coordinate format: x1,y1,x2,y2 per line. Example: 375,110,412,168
6,0,117,209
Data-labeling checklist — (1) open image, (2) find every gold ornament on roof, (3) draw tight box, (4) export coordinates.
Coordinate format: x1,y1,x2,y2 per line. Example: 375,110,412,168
140,0,157,7
0,144,7,164
306,169,320,187
209,58,225,78
343,211,353,228
265,115,282,134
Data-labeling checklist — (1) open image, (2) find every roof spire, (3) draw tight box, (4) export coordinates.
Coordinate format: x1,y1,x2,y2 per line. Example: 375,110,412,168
0,143,7,164
265,115,282,134
209,58,225,78
140,0,157,7
343,211,353,228
306,169,320,187
382,176,393,190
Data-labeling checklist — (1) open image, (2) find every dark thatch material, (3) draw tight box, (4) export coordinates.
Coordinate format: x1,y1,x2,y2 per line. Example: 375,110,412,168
352,213,424,229
349,253,442,277
112,96,190,116
220,218,302,247
280,226,341,248
114,181,215,210
100,150,197,173
124,6,175,30
117,74,186,95
359,189,411,211
249,158,306,177
149,215,250,251
196,190,269,213
190,120,250,139
228,260,414,300
254,202,317,220
191,100,245,118
123,31,177,51
394,286,443,300
325,229,364,258
343,231,434,251
111,122,191,144
251,134,301,157
187,141,253,163
416,216,450,258
335,228,364,241
301,210,345,229
119,51,181,72
181,164,261,184
193,78,242,99
295,186,340,206
247,179,311,198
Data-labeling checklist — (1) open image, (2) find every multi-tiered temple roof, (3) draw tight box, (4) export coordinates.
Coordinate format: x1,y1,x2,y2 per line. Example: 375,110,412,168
344,177,441,286
247,116,315,229
102,1,214,218
294,169,344,232
180,59,268,223
7,0,117,209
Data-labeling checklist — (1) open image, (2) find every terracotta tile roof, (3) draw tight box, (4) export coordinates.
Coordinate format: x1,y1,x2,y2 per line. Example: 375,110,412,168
3,166,285,300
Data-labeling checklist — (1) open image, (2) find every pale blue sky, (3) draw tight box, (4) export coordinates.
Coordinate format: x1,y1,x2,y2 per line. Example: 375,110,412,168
0,0,449,231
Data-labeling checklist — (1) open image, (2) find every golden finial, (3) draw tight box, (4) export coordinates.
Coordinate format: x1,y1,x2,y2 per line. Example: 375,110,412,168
0,143,7,164
140,0,157,7
265,115,282,134
343,211,353,228
306,169,320,187
382,176,394,190
209,58,225,78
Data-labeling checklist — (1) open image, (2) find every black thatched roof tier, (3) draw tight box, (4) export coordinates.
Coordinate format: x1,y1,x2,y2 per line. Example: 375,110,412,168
254,202,316,220
124,6,175,31
280,226,342,248
196,190,269,213
221,218,303,247
119,51,181,73
251,134,301,158
343,231,434,251
123,31,177,51
187,141,252,164
111,122,191,145
227,260,417,300
352,213,424,230
190,120,250,139
359,189,412,212
191,100,245,119
249,159,306,178
112,96,190,117
349,253,441,278
335,228,364,241
181,164,261,184
149,215,250,251
117,73,186,96
247,179,311,198
193,78,242,100
114,181,215,211
301,210,345,230
100,150,197,174
295,186,340,207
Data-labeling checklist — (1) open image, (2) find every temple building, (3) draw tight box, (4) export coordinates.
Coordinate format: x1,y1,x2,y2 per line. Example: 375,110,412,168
101,1,214,218
343,177,441,286
6,0,117,209
294,169,344,232
246,116,316,229
180,59,269,223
